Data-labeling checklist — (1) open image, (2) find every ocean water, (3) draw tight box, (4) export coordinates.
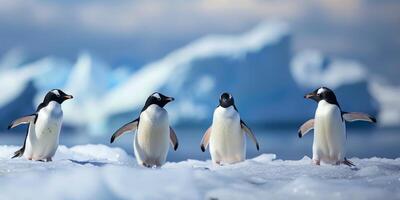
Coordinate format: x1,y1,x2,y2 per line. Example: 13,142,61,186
1,127,399,162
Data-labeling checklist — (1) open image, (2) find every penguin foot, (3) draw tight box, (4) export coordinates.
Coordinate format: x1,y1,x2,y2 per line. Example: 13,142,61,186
46,158,53,162
312,159,320,165
142,163,152,168
155,164,162,168
342,158,356,167
214,161,223,166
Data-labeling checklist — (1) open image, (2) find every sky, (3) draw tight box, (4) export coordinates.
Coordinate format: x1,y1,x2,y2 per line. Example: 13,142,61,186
0,0,399,83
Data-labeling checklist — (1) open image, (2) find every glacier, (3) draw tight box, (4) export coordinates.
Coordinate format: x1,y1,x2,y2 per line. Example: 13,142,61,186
0,21,397,133
0,144,399,200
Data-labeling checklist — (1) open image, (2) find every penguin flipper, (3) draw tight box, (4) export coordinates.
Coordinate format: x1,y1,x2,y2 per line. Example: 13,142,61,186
169,127,179,151
298,119,314,138
241,120,259,151
200,127,212,152
342,112,376,123
110,118,139,143
12,126,29,159
8,114,37,129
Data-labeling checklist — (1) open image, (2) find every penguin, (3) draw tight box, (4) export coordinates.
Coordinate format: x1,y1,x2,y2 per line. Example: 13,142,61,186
200,92,259,165
8,89,73,161
298,87,376,166
110,92,178,168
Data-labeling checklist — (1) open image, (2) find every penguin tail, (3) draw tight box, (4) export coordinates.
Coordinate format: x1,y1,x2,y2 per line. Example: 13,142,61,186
173,143,179,151
12,147,25,159
200,144,206,152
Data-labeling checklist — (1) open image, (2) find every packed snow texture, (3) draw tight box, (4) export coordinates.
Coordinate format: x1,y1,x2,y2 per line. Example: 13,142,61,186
0,144,399,200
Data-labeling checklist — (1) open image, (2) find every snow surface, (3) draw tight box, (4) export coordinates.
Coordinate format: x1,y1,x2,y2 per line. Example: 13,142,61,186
0,144,399,200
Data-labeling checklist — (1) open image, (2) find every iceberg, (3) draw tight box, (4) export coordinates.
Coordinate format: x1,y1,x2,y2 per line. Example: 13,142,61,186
99,21,313,129
0,48,26,70
291,50,367,89
0,21,397,133
100,21,292,122
369,80,400,126
0,57,71,128
59,53,115,132
291,50,378,117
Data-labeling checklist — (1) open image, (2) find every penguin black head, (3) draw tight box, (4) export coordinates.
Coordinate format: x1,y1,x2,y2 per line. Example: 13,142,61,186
43,89,73,105
219,92,235,108
304,87,339,106
142,92,175,111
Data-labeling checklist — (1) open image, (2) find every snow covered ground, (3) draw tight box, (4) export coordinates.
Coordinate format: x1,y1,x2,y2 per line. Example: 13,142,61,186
0,144,399,200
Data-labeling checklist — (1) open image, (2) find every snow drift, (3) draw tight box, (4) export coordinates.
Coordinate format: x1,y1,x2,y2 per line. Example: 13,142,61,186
0,144,399,200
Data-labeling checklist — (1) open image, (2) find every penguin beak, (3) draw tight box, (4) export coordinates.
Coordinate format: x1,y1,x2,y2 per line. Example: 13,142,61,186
304,93,319,102
165,97,175,102
304,93,314,99
64,95,74,100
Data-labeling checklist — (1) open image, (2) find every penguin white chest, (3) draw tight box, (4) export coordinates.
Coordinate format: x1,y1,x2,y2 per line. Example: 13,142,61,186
313,100,346,163
134,105,170,166
25,102,63,160
209,106,245,164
